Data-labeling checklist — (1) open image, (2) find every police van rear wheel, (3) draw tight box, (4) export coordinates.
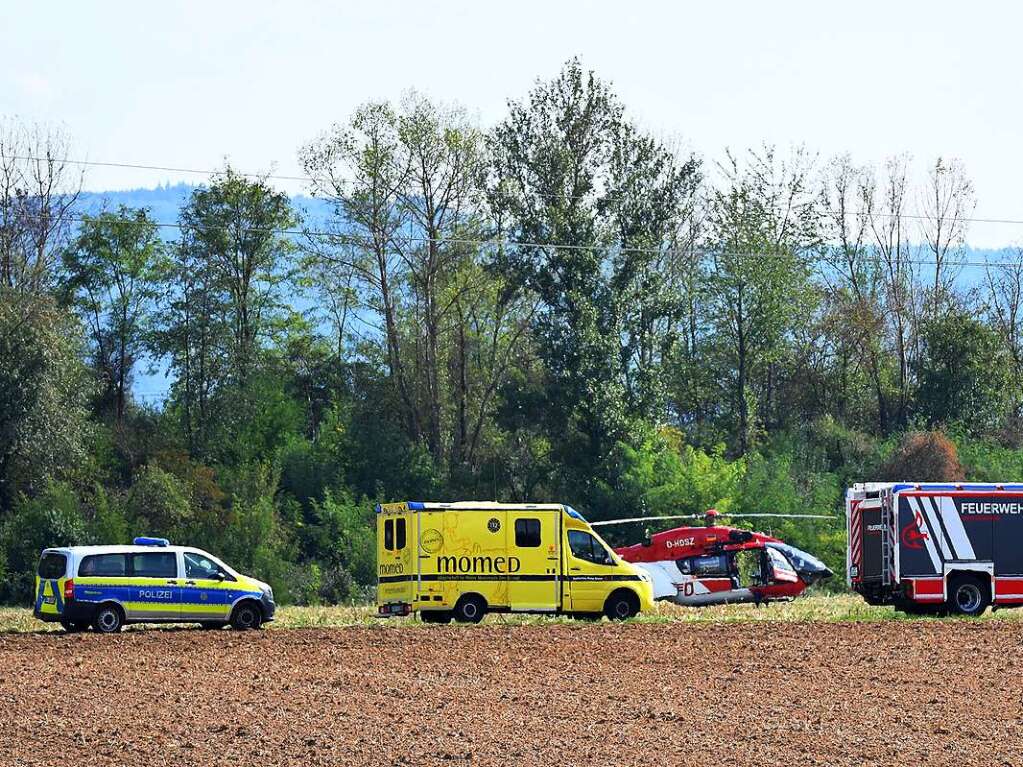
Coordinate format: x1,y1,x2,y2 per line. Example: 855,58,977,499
604,591,639,621
947,575,990,617
93,604,124,634
230,602,263,630
453,595,486,624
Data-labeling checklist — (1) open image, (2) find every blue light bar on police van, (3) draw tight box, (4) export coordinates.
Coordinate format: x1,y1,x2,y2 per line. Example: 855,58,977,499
133,537,170,547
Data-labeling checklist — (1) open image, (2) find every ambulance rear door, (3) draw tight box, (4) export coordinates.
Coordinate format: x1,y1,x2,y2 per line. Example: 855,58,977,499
377,504,414,613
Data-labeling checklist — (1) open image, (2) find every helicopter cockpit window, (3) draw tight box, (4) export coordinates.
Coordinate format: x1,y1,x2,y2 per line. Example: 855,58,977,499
677,554,729,577
765,545,799,582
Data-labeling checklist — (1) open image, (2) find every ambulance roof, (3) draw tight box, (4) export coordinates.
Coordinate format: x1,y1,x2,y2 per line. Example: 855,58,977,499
413,501,565,510
377,501,585,519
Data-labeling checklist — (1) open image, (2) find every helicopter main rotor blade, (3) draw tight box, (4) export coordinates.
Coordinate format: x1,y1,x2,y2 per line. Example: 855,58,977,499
721,513,838,519
591,514,704,527
590,512,837,527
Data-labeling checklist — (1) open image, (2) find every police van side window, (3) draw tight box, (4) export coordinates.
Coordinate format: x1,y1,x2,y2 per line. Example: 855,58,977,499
384,519,394,550
395,518,407,550
184,552,221,579
79,554,127,577
131,552,177,578
515,518,541,547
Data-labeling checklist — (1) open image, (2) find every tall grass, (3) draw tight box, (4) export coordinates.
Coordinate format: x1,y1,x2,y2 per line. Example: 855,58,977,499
4,595,1021,634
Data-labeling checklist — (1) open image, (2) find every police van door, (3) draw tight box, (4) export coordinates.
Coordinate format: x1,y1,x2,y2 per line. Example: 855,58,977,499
126,551,181,621
180,551,234,621
506,509,561,611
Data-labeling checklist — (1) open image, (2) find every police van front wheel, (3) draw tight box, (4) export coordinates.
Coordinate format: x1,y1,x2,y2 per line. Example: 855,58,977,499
453,595,486,624
230,602,263,630
92,604,124,634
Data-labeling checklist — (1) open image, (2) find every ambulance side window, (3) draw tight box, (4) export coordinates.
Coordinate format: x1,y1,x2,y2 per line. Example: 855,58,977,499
568,530,614,565
384,519,394,551
515,518,542,547
395,518,407,550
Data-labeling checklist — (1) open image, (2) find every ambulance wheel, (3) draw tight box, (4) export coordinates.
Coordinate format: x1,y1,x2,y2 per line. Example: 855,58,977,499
946,575,990,617
604,590,639,621
92,604,124,634
230,601,263,630
453,595,486,624
420,610,453,624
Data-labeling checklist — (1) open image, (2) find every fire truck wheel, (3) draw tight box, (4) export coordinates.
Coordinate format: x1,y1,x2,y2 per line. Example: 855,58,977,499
420,610,453,624
604,590,639,621
453,595,486,624
946,574,990,617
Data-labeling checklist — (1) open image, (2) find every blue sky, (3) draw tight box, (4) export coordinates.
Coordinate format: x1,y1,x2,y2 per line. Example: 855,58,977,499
5,1,1023,248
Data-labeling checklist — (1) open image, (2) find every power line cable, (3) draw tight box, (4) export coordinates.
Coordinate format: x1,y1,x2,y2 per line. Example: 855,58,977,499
10,153,1023,228
13,209,1023,270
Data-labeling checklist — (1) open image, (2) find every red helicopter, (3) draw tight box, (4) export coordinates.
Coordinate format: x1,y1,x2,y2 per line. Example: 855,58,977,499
594,509,834,607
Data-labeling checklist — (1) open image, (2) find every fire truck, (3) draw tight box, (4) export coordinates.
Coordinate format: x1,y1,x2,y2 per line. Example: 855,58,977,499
847,482,1023,615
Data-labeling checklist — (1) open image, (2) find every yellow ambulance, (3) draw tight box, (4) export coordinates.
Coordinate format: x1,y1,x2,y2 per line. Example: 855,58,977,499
376,501,654,622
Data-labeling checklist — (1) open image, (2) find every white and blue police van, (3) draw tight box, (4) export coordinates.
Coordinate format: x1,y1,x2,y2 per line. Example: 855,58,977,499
33,537,276,633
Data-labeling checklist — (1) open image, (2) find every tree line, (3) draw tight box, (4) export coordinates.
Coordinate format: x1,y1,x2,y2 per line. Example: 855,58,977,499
2,60,1022,603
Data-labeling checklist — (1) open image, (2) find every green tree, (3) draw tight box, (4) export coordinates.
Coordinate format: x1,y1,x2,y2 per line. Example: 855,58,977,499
125,464,191,538
64,206,167,422
0,290,93,509
703,146,819,453
178,167,297,386
915,309,1007,432
490,59,700,499
0,482,86,602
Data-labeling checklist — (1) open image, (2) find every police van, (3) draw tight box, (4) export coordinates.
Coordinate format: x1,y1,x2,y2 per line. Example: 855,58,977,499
376,501,655,622
33,537,276,633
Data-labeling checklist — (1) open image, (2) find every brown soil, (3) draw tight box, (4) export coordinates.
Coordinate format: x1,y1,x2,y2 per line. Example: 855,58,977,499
1,621,1021,766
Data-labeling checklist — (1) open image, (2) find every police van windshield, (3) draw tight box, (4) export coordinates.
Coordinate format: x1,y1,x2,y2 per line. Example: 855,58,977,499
185,550,237,579
37,552,67,579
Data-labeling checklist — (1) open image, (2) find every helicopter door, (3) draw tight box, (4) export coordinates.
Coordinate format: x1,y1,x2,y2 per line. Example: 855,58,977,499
673,554,746,606
764,546,799,583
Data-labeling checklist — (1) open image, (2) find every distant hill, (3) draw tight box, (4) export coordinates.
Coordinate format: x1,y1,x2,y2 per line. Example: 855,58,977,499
75,183,332,238
69,183,1020,404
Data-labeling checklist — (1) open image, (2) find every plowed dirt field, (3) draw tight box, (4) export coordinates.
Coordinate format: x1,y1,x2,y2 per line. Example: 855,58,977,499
1,621,1021,766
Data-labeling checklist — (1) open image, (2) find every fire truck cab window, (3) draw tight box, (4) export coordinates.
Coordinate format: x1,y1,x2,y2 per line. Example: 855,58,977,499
384,519,394,551
395,518,407,550
515,518,542,548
